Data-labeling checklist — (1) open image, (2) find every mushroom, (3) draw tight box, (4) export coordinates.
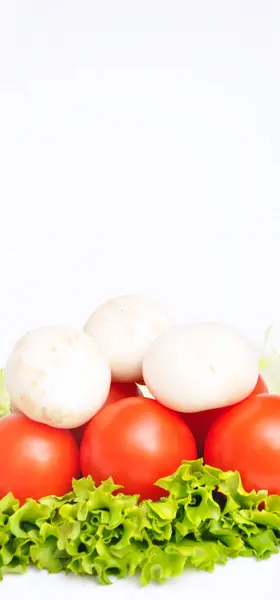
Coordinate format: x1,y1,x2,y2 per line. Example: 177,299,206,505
4,325,111,428
84,295,173,382
142,322,259,412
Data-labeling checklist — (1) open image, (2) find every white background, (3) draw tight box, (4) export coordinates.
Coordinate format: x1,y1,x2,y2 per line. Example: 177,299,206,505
0,1,280,598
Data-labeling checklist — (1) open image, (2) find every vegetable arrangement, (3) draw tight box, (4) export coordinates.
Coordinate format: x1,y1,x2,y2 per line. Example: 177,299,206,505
0,295,280,586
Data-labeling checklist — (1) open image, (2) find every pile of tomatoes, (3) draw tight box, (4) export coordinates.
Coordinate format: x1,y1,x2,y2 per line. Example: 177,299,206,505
1,373,280,504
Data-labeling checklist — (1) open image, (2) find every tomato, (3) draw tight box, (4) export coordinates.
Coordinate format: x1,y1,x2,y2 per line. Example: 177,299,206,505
103,381,142,406
72,381,142,444
183,374,268,457
204,393,280,495
0,413,80,504
80,396,197,500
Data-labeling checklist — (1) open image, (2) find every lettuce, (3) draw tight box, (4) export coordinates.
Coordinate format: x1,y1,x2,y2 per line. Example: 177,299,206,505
0,370,10,418
259,323,280,393
0,460,279,585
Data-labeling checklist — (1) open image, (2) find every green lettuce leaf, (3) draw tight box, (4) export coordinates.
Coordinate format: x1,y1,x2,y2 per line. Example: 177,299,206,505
0,370,10,418
0,459,280,585
259,322,280,393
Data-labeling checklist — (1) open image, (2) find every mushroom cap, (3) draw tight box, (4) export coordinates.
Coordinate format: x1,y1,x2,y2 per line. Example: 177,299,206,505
142,322,259,412
5,325,111,428
84,295,173,382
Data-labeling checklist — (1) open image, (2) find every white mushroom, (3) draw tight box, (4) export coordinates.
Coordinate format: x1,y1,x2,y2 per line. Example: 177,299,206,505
142,322,260,412
4,325,111,428
84,295,173,382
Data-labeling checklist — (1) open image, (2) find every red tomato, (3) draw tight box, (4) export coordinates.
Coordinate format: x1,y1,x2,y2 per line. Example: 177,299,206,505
204,393,280,495
103,381,142,406
80,396,197,500
0,413,80,504
183,375,268,457
72,382,142,444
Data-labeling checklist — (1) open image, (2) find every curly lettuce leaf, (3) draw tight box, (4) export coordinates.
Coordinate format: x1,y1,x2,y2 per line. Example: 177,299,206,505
259,322,280,393
0,459,280,585
0,370,10,418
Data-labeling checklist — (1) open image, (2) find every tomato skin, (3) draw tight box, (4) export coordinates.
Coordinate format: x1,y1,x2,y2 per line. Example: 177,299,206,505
251,373,268,395
183,374,268,457
72,382,142,444
80,396,197,500
204,393,280,495
103,381,142,406
0,414,80,504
